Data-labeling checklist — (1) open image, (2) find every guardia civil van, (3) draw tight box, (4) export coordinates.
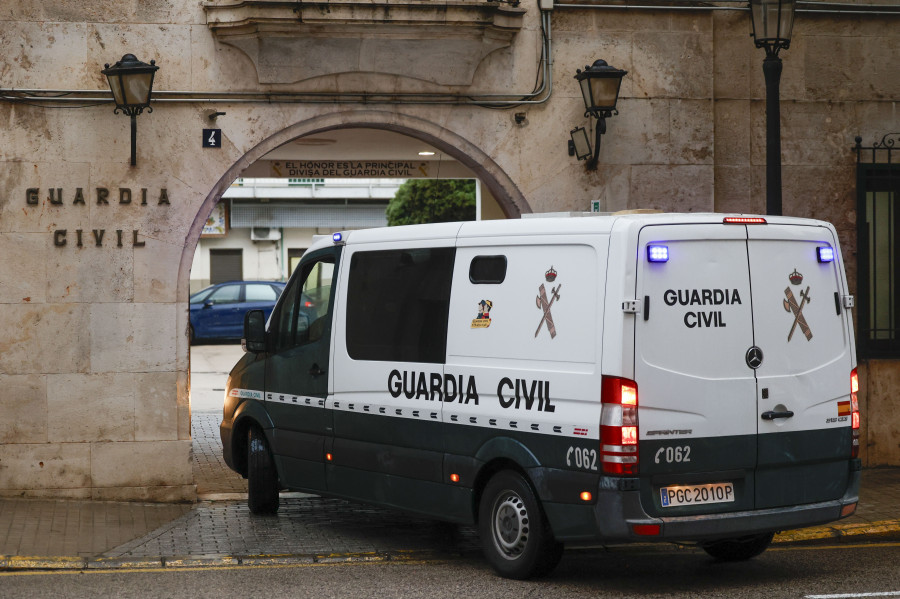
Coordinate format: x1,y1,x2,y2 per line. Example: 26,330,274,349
220,212,860,579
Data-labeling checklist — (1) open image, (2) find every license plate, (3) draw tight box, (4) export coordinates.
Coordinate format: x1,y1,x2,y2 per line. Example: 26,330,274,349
659,482,735,508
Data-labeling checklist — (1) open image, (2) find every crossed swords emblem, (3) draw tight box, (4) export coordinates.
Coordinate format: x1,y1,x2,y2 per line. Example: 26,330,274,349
535,284,561,339
783,286,813,342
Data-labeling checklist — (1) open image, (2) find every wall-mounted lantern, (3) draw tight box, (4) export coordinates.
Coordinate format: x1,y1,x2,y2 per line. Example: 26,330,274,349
570,60,627,171
102,54,159,166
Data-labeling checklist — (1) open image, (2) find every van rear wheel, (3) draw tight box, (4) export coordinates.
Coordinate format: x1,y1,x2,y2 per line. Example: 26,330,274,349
247,425,279,515
478,470,563,579
701,532,774,561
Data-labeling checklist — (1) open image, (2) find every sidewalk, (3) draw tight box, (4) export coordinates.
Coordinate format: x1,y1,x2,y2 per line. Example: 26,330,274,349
775,467,900,543
2,467,898,570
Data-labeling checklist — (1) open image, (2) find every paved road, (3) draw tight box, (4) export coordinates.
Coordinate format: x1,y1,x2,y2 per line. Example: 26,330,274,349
3,540,900,598
190,342,244,413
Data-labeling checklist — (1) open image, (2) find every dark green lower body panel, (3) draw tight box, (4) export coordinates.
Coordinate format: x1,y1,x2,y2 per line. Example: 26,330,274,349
250,409,858,546
582,465,861,545
756,427,853,509
325,465,474,524
274,456,325,492
270,428,326,490
543,502,601,542
639,428,854,518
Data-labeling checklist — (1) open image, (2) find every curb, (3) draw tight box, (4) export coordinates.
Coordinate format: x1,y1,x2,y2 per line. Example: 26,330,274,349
774,519,900,543
0,550,441,572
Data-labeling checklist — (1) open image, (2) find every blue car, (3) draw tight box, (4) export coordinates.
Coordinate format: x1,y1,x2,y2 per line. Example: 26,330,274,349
189,281,286,343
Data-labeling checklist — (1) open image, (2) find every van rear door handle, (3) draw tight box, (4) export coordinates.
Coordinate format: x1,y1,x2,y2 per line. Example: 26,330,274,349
761,410,794,420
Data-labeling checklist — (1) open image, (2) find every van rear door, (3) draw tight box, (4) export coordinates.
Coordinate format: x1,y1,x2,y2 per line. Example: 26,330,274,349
634,224,758,516
634,219,855,518
747,223,854,509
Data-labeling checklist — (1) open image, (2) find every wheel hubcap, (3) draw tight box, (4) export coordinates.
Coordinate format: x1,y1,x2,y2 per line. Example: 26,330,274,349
492,491,529,559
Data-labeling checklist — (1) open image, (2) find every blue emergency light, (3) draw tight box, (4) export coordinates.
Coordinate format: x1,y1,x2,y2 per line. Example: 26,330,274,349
817,247,835,263
647,245,669,263
333,232,343,244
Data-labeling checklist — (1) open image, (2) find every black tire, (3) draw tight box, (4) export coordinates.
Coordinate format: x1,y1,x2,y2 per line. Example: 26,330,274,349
701,532,774,561
478,470,564,579
247,425,279,515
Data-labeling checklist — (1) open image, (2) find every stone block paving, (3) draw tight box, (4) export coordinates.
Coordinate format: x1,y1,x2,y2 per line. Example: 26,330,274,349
105,496,481,560
192,410,247,496
102,467,899,561
855,467,900,523
150,407,479,560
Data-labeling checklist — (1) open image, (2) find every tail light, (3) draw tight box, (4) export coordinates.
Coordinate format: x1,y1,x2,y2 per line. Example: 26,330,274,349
601,376,639,475
850,368,860,458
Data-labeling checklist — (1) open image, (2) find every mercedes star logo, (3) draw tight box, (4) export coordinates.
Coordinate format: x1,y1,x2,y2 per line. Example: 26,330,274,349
746,346,764,369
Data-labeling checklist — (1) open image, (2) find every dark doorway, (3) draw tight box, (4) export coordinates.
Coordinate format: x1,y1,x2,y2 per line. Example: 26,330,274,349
210,249,243,284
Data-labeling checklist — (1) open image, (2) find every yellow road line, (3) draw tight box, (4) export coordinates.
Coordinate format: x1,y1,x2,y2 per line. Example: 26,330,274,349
770,541,900,552
0,555,443,577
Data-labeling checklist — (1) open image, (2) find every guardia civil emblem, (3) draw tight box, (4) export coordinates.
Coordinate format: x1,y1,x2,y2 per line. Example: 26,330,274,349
783,269,812,342
536,267,561,339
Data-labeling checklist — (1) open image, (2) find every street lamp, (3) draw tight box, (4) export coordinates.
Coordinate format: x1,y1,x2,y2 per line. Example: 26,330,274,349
749,0,795,216
102,54,159,166
571,59,627,170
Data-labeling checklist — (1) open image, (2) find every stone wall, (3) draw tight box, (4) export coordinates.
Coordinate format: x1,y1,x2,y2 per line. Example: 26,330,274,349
0,1,897,499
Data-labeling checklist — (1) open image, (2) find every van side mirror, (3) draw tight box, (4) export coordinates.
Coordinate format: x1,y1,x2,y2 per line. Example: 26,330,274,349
242,309,267,353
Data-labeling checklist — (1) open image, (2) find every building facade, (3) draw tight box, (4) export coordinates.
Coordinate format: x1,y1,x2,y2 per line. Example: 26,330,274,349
192,174,502,291
0,0,897,500
192,178,403,292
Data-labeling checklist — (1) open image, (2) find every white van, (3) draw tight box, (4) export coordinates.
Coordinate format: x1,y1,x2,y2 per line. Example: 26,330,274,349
220,212,860,579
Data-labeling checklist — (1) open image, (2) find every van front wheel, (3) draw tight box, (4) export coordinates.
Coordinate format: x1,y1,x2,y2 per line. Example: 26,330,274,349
247,425,279,515
479,471,563,579
701,532,774,561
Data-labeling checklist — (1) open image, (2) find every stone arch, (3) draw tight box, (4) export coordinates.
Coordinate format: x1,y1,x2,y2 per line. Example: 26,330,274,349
177,109,531,302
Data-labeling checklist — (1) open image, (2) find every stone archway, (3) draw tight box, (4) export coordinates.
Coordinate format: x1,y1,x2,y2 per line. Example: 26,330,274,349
178,111,532,492
178,109,532,305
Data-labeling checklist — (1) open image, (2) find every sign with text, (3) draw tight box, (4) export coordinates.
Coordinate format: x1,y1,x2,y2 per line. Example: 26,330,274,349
274,160,424,178
24,186,171,249
240,159,473,180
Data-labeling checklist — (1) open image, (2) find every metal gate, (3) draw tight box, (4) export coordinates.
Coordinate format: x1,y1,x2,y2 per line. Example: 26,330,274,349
210,249,243,285
856,134,900,359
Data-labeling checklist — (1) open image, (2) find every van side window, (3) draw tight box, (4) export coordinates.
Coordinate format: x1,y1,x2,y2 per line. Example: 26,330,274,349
347,247,455,363
469,255,507,284
273,258,335,351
